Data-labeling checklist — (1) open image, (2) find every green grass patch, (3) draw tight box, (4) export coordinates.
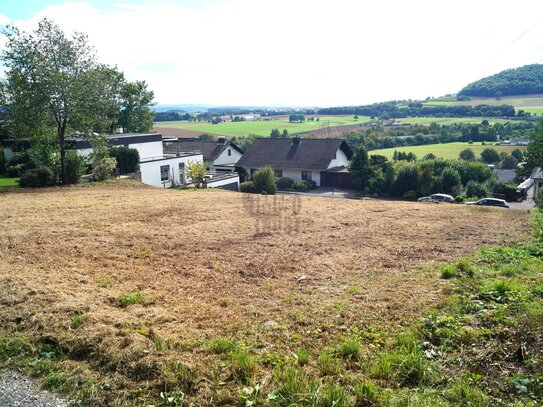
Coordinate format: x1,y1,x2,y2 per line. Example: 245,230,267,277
119,291,144,306
371,141,525,160
0,175,19,188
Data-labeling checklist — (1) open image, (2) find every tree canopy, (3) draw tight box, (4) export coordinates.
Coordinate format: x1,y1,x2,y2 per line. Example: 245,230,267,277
459,64,543,97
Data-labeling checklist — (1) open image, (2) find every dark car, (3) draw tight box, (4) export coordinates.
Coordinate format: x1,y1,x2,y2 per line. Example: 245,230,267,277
417,193,455,203
465,198,509,208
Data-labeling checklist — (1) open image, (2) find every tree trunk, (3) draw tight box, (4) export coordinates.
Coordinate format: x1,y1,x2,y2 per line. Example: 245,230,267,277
59,127,66,184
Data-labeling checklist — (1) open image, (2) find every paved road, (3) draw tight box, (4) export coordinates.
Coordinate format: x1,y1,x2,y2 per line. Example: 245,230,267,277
0,371,67,407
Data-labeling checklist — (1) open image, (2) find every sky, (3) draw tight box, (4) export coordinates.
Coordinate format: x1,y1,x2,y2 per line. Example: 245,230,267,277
0,0,543,107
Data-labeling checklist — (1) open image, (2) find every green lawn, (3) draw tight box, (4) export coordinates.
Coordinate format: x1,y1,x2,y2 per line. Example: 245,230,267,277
156,115,371,137
0,175,19,188
370,142,525,160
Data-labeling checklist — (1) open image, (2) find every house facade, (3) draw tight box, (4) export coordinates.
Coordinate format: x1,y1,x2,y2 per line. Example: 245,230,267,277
163,137,243,172
236,137,353,188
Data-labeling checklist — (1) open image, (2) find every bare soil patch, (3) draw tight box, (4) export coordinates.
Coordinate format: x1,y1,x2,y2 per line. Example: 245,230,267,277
0,181,530,404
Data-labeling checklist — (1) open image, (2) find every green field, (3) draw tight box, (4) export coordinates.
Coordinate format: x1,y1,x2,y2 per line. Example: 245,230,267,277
401,117,511,125
156,115,371,137
371,142,525,160
424,94,543,115
0,175,19,188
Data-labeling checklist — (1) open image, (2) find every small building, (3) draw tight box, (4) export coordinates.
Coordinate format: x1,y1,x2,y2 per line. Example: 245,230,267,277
531,168,543,197
236,137,353,188
163,137,243,172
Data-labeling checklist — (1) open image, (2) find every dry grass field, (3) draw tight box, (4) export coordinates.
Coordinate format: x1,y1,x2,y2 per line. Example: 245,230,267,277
0,181,531,405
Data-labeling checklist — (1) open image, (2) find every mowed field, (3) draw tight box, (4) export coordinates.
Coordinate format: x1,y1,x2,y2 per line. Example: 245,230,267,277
0,181,530,405
371,142,526,160
155,115,370,137
401,117,513,125
424,94,543,115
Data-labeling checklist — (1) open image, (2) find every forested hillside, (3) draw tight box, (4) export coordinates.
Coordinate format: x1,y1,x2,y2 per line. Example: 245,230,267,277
459,64,543,97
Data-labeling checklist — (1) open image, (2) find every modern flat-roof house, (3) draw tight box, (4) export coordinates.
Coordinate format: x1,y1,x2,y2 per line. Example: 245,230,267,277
163,137,243,172
236,137,353,188
3,132,239,190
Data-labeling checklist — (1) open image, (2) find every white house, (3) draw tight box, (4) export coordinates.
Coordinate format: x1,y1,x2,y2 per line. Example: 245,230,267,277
163,137,243,172
236,137,353,188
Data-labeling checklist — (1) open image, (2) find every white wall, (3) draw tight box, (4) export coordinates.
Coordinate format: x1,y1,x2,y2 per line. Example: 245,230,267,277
128,141,164,160
327,148,349,169
282,169,321,186
206,174,240,189
140,154,203,188
213,146,243,166
3,147,14,161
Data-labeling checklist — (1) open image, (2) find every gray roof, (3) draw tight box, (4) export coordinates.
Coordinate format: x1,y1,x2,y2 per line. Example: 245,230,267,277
493,169,516,183
163,139,242,161
236,138,353,170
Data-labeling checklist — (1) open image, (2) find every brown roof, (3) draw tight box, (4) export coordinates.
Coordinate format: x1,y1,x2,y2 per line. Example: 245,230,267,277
236,137,352,170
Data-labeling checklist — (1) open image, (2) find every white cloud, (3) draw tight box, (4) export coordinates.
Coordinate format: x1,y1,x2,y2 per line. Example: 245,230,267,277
3,0,543,106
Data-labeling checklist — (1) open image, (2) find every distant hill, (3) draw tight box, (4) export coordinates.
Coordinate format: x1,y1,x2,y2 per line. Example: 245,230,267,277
459,64,543,97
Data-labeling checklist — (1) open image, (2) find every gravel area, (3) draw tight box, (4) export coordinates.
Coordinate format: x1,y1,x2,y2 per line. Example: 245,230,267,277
0,370,68,407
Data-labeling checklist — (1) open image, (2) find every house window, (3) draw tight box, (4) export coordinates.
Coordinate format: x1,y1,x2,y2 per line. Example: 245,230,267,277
274,170,283,178
302,171,312,181
160,165,170,182
228,149,232,156
333,151,337,159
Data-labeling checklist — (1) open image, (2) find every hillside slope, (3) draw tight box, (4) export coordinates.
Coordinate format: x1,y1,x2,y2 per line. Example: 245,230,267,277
459,64,543,97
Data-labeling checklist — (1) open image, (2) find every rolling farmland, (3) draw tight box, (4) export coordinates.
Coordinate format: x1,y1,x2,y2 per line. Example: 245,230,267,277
424,94,543,115
155,115,371,138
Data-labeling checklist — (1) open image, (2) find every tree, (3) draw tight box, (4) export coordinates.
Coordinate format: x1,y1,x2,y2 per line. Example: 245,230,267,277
500,155,518,169
282,129,289,138
438,166,462,195
118,80,155,132
459,148,476,161
0,20,111,183
480,148,500,163
186,161,207,188
495,90,503,100
270,128,280,138
349,145,374,192
511,148,524,162
525,120,543,171
252,166,277,194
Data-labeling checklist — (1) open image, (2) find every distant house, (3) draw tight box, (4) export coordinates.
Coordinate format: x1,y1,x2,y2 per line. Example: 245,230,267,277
501,138,530,146
163,137,243,172
237,137,353,188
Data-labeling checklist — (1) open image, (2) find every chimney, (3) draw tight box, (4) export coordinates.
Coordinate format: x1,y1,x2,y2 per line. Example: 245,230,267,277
291,136,301,146
217,136,227,144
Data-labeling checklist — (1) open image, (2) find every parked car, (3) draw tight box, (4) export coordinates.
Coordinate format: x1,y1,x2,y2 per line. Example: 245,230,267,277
465,198,509,208
417,193,455,203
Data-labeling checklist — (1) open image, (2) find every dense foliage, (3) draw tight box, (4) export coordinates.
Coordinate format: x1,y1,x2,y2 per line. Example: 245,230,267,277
109,147,140,174
252,166,277,194
459,64,543,97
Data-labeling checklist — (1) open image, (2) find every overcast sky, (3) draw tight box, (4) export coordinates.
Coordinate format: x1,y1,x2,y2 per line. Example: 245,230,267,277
1,0,543,107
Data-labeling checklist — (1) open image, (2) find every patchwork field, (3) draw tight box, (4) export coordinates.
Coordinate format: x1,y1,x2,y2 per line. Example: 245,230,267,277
371,142,525,160
0,181,530,405
424,94,543,115
155,115,371,137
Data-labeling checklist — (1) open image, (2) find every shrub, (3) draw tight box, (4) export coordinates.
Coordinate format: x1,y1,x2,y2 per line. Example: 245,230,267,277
276,177,294,190
109,147,140,174
93,156,117,181
293,180,315,192
252,166,277,194
480,148,500,163
239,181,256,193
18,167,54,188
64,151,86,185
438,166,462,196
459,148,476,161
455,196,464,203
7,163,26,177
402,190,418,200
465,180,488,198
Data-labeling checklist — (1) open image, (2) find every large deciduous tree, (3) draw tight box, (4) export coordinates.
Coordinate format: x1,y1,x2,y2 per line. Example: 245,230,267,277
0,19,155,184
